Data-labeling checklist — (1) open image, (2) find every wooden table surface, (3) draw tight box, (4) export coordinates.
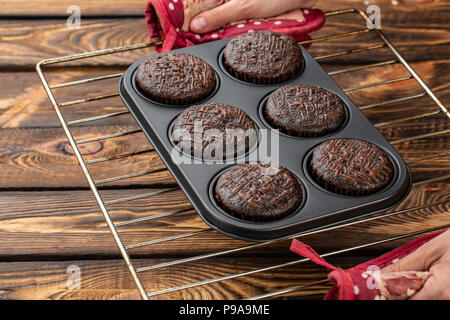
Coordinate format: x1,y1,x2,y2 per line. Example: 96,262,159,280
0,0,448,300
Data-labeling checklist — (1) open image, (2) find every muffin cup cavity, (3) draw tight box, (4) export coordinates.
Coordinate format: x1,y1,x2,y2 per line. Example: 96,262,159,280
132,69,220,107
134,53,218,106
221,31,305,85
303,139,399,197
258,91,349,139
209,164,307,223
168,106,261,164
218,49,305,86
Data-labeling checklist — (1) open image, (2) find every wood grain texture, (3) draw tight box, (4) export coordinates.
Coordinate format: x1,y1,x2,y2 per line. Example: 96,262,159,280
0,0,147,17
0,182,447,258
0,256,341,300
0,60,447,189
0,126,178,189
0,246,448,299
0,2,448,68
0,0,448,300
0,60,447,129
0,121,447,189
0,19,155,69
0,0,448,16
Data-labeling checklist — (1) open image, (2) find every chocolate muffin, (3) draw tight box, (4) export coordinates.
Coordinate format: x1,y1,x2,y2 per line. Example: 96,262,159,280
215,163,303,221
172,103,257,161
265,84,346,137
223,31,303,84
309,138,394,195
135,53,216,104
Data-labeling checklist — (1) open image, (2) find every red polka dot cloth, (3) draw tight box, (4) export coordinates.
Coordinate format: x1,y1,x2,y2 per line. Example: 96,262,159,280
290,229,447,300
145,0,326,52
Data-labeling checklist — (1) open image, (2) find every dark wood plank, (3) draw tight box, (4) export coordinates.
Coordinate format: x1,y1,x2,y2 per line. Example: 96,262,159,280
0,2,448,68
0,19,155,69
0,0,447,17
0,125,178,189
0,59,447,189
0,0,448,300
0,60,447,129
0,182,447,258
0,257,340,300
0,0,148,17
2,251,450,299
0,118,447,189
307,6,450,64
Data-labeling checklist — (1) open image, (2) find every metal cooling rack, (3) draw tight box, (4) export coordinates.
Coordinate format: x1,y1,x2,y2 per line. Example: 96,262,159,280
36,8,450,300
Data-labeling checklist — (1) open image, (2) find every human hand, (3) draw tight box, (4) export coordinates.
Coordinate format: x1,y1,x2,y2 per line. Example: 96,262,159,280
382,229,450,300
190,0,317,34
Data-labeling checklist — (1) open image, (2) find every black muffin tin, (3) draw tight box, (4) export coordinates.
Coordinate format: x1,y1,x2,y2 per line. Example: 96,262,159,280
119,38,411,242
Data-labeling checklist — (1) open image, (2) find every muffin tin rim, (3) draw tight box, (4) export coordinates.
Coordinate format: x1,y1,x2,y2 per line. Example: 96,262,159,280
119,36,412,241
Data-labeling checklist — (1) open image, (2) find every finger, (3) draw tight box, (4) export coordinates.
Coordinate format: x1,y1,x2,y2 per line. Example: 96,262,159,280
410,279,438,300
383,231,449,274
275,8,306,22
411,258,450,300
409,270,441,300
182,0,228,30
382,242,440,274
189,0,316,33
190,0,252,34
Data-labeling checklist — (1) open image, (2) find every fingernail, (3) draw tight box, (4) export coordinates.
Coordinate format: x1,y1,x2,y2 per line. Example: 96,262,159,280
191,16,208,32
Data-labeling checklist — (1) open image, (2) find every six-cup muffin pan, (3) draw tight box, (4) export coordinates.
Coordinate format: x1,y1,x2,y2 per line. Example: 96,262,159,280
119,38,411,242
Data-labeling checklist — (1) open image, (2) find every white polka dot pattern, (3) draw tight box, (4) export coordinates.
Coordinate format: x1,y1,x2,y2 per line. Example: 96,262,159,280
354,285,359,295
145,2,326,51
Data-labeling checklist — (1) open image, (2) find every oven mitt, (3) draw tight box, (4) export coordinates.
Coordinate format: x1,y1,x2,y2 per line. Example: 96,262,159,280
290,229,447,300
145,0,326,52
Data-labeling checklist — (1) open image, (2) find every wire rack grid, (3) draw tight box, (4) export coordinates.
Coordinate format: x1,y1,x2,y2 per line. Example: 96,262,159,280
35,8,450,300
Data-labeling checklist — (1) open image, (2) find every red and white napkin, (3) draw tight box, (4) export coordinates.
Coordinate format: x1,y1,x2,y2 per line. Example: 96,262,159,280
290,230,447,300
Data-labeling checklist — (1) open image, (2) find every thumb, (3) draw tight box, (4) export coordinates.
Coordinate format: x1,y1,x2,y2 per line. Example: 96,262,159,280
190,0,252,34
409,272,441,300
